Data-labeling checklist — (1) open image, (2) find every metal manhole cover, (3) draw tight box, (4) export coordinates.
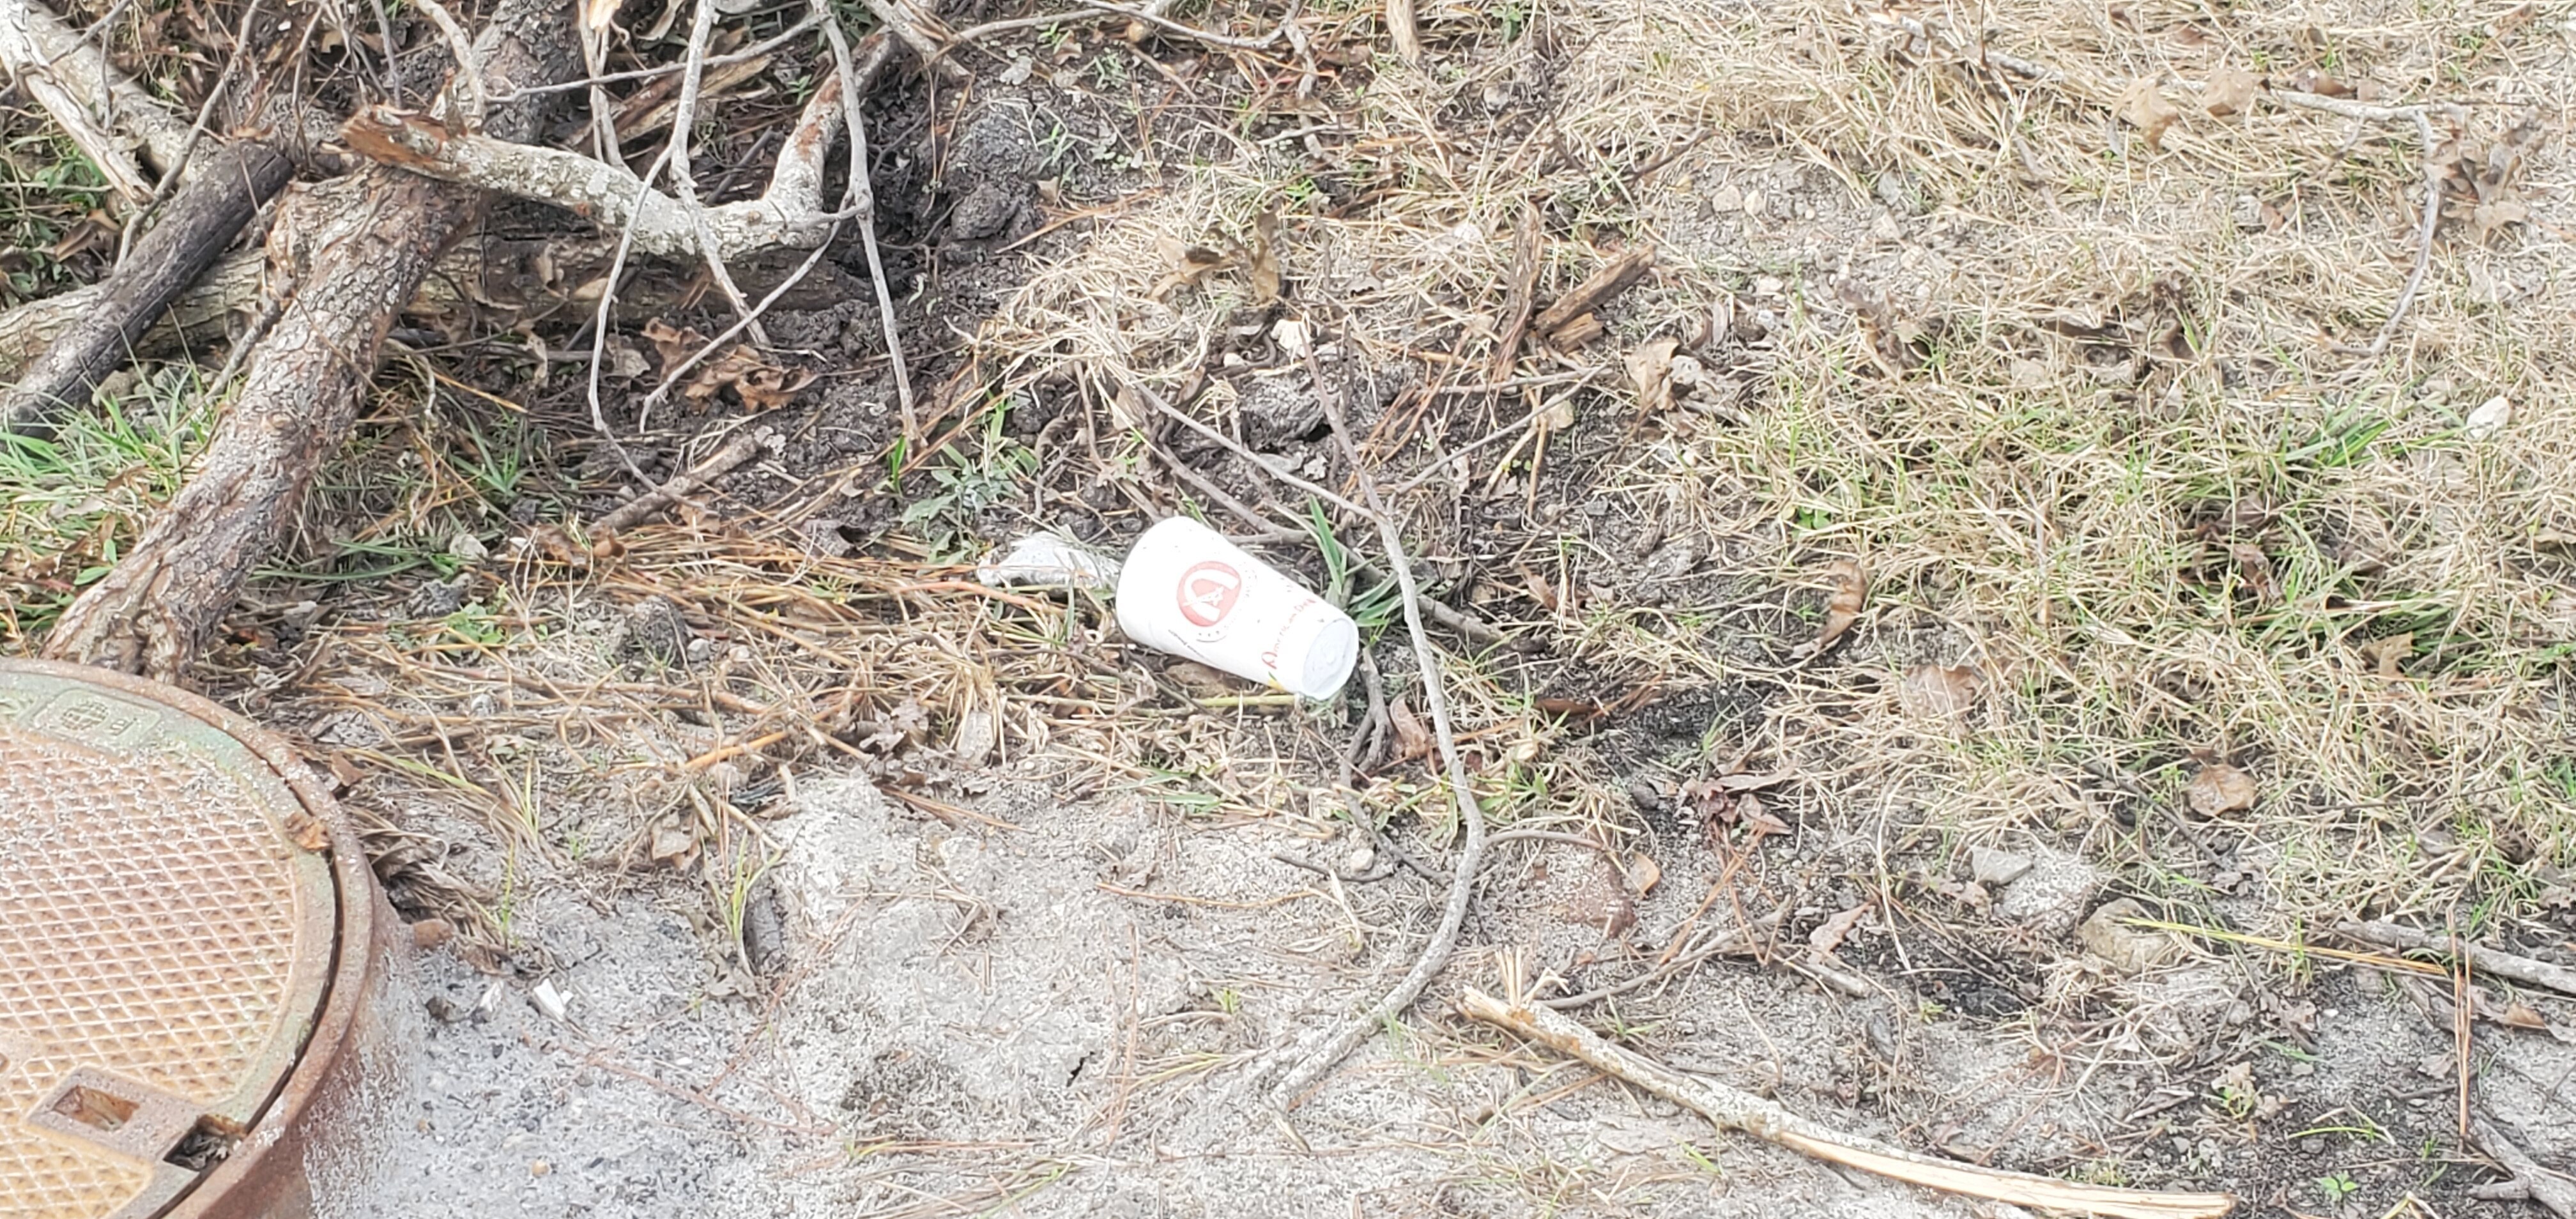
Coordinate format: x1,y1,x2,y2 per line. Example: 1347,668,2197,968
1,659,376,1219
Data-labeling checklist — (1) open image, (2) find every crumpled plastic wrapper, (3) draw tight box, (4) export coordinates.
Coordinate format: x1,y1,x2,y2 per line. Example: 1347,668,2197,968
974,532,1120,592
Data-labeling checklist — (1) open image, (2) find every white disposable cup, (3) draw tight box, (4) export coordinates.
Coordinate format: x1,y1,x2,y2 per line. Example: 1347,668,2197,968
1116,517,1359,700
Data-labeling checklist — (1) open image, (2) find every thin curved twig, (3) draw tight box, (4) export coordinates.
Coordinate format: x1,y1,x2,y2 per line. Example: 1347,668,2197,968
819,6,917,441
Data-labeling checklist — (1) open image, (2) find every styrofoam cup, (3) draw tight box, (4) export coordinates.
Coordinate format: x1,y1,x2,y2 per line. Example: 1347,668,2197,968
1116,517,1358,700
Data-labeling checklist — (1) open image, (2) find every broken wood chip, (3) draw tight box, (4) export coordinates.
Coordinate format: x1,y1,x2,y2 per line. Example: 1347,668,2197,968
1533,246,1655,341
1248,209,1284,305
2119,78,2183,151
1816,559,1866,652
2186,762,2256,817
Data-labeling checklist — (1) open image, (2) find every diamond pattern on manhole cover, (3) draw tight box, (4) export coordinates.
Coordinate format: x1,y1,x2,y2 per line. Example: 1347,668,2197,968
1,663,339,1219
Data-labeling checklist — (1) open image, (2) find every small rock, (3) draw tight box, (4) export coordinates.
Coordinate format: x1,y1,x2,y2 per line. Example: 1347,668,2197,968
1869,209,1901,242
2232,194,2265,232
1709,183,1742,213
528,979,570,1023
424,995,459,1023
1994,846,2103,935
2300,1137,2325,1156
1344,845,1376,873
1874,171,1915,212
1740,189,1765,219
2079,898,2179,974
530,1160,551,1177
447,532,489,564
953,709,999,764
1753,275,1786,297
1969,846,2034,887
2465,394,2511,440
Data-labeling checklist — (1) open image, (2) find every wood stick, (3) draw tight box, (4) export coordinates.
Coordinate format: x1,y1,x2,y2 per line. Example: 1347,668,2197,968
1462,989,2237,1219
591,433,768,534
1530,246,1653,340
2338,920,2576,999
0,0,190,203
3,140,291,436
1384,0,1418,65
2471,1115,2576,1219
41,0,576,678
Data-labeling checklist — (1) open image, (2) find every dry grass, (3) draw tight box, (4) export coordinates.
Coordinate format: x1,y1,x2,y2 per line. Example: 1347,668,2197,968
976,0,2576,943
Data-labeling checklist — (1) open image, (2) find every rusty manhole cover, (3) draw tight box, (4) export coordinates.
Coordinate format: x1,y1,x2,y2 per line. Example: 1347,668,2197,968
1,659,383,1219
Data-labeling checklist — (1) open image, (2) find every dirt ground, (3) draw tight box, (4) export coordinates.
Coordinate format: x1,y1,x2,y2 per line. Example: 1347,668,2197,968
8,0,2576,1215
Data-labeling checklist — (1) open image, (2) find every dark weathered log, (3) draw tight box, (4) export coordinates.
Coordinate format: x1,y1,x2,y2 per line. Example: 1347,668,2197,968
42,0,577,678
3,141,293,436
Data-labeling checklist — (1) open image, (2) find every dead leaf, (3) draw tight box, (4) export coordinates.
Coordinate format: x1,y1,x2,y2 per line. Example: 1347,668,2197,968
649,822,699,867
1715,766,1795,794
641,318,702,371
1816,560,1866,652
2120,78,2183,150
1627,338,1678,412
1809,903,1871,958
1625,852,1662,896
2499,1000,2549,1031
1899,664,1979,717
2186,762,2256,817
1389,697,1432,763
1247,210,1283,304
2202,66,2261,116
582,0,624,29
1739,795,1788,838
1151,238,1233,299
2358,632,2412,678
2229,543,2278,604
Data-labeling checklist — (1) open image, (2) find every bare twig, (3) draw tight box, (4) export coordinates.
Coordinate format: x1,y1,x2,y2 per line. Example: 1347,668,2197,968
342,103,856,261
2266,91,2448,359
592,432,769,533
2338,920,2576,999
1261,341,1489,1107
664,0,769,348
820,8,917,443
412,0,489,130
1462,989,2237,1218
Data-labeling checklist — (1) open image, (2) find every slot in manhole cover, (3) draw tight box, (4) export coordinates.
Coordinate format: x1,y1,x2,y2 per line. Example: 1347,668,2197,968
2,659,380,1219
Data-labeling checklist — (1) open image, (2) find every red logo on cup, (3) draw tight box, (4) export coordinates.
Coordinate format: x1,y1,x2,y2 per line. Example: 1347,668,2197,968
1176,561,1243,627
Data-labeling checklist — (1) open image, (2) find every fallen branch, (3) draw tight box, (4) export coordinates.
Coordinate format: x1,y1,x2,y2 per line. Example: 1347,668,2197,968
2,140,291,435
2338,920,2576,999
42,0,576,678
341,70,851,261
0,0,190,203
2471,1115,2576,1219
590,432,769,534
1462,988,2237,1219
